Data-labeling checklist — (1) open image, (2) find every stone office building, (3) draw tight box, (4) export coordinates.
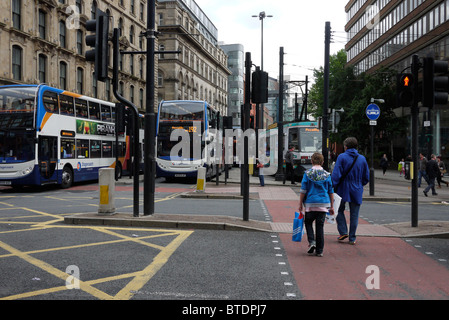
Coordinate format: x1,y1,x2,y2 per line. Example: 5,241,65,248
1,0,151,109
156,0,230,116
1,0,229,115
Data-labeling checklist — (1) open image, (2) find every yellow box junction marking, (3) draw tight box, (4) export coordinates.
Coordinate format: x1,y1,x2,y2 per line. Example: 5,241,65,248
0,195,193,300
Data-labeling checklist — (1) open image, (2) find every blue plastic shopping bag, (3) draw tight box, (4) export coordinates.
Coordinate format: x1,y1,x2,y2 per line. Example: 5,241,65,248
292,211,305,242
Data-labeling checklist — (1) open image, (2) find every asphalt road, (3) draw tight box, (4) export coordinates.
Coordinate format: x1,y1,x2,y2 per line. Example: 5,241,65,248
0,179,300,302
1,177,448,305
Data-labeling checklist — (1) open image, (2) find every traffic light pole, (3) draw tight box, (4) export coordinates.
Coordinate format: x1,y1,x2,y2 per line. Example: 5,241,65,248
243,52,251,221
275,47,285,181
322,21,331,172
112,28,140,217
411,54,419,228
144,0,157,216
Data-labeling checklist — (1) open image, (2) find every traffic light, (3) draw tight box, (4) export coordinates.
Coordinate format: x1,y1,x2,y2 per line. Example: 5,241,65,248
423,57,449,109
115,103,128,134
397,73,414,107
85,9,109,82
251,68,269,104
222,116,233,130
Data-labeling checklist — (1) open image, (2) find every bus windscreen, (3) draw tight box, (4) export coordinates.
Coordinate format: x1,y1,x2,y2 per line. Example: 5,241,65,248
0,87,37,114
159,101,204,121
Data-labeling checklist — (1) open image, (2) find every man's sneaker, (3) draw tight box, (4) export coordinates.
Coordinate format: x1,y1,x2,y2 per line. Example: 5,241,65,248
307,244,316,255
316,252,323,257
423,190,428,197
338,234,348,241
349,240,356,245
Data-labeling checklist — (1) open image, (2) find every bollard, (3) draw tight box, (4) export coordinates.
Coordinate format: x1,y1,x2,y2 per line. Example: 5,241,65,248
98,168,116,215
196,167,206,192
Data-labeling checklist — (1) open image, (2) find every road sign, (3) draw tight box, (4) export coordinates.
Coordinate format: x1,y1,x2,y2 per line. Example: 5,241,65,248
366,103,380,120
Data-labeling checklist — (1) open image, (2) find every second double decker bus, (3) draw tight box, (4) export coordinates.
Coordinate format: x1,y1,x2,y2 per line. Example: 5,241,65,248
156,100,220,180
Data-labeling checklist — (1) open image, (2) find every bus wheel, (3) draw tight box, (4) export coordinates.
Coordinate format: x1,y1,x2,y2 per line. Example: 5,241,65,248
61,166,73,189
115,162,122,180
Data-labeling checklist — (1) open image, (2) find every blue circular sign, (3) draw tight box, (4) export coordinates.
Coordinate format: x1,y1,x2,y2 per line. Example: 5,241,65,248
366,103,380,120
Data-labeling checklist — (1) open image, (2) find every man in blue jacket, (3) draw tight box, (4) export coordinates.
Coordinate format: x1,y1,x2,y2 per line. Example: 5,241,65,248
331,137,369,245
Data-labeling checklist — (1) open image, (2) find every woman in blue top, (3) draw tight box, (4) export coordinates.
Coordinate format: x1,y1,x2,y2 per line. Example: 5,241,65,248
298,153,334,257
331,137,370,245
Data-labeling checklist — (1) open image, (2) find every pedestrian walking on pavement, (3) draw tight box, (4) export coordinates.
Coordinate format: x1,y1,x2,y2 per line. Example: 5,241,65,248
331,137,369,245
398,158,405,176
284,146,295,185
423,154,440,196
380,154,389,175
298,152,334,257
418,153,428,187
256,159,264,187
436,156,449,188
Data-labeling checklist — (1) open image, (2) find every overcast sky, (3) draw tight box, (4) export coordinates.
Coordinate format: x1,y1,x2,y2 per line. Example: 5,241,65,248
194,0,349,82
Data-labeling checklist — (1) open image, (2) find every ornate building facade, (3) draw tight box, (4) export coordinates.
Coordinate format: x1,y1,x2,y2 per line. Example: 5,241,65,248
1,0,228,115
156,0,230,115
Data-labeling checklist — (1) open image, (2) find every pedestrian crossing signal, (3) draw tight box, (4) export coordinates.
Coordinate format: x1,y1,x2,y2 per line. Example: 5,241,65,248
403,76,410,87
397,73,414,107
400,74,413,87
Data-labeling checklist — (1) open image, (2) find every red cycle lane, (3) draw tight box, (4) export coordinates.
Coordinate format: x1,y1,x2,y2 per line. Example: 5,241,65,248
265,199,449,300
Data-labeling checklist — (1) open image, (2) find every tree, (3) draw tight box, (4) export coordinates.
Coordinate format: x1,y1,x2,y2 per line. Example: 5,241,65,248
309,50,408,157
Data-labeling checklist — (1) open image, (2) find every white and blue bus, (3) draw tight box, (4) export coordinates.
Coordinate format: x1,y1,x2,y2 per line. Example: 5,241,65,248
156,100,220,180
0,84,127,188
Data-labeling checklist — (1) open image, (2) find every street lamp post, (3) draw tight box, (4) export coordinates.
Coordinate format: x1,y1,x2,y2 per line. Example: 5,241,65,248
252,12,272,131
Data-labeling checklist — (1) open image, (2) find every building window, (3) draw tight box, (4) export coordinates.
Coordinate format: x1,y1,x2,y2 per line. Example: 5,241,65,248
159,44,165,59
118,18,123,37
38,54,47,84
12,0,21,30
12,45,23,81
159,13,164,26
77,67,84,94
130,25,135,44
130,56,134,75
139,58,144,79
77,29,83,54
130,85,134,103
139,88,144,108
131,0,135,15
60,21,67,48
38,10,46,39
91,0,97,19
119,81,124,96
76,0,82,14
92,73,98,98
140,3,145,21
157,72,163,87
60,62,67,90
139,35,143,49
105,79,111,101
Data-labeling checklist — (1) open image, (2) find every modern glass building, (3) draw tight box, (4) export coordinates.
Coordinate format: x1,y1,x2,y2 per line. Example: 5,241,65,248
220,44,244,128
345,0,449,162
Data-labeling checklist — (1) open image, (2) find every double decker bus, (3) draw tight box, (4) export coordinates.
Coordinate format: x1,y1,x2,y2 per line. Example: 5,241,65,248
265,121,322,179
0,84,126,188
156,100,220,180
